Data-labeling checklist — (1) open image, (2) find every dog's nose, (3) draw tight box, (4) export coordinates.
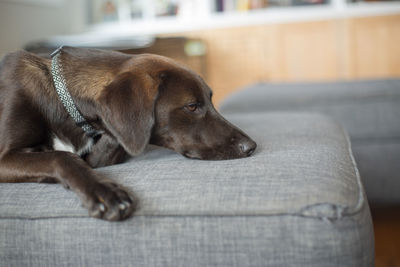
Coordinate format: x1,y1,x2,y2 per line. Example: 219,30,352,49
239,139,257,157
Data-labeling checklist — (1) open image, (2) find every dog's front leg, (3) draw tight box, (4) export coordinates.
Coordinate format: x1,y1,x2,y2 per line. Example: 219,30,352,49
83,134,129,168
0,150,135,221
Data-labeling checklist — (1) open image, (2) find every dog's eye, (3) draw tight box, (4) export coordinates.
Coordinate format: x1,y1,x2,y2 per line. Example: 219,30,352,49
186,103,198,112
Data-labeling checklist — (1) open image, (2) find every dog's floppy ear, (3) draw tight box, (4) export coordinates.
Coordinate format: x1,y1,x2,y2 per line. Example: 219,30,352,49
98,71,160,156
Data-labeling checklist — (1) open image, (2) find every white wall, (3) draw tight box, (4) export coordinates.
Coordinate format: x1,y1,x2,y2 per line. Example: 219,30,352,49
0,0,87,57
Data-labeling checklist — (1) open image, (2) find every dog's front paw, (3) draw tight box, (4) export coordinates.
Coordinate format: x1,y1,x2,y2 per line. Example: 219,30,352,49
84,182,136,221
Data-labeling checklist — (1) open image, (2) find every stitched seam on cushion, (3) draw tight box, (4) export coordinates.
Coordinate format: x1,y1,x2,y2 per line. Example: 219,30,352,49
299,123,365,218
294,121,366,221
341,126,365,216
0,212,365,221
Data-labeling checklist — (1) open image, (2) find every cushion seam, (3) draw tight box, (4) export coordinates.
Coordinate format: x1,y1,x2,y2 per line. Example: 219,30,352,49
0,211,364,221
340,126,365,216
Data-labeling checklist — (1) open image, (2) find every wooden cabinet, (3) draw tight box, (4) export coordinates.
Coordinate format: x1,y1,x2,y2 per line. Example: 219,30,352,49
348,15,400,79
176,14,400,105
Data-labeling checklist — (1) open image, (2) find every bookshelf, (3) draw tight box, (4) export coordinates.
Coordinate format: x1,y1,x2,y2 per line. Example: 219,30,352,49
84,0,400,36
45,0,400,46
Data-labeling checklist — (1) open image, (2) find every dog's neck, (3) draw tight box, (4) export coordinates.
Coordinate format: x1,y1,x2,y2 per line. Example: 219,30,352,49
53,46,129,100
50,47,103,141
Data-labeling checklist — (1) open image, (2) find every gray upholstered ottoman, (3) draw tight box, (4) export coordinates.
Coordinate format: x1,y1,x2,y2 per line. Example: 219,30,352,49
220,79,400,205
0,113,374,267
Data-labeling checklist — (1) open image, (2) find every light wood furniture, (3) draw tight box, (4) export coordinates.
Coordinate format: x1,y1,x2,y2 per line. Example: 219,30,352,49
176,14,400,105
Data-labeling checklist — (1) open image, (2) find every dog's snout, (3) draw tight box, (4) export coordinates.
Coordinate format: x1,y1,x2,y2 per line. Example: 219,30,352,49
238,139,257,157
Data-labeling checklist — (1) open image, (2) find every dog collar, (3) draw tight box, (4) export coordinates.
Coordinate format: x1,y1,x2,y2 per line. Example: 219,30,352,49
50,46,101,140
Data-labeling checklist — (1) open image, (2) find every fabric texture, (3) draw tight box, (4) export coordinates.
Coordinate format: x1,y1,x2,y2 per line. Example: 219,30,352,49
220,79,400,204
0,113,374,267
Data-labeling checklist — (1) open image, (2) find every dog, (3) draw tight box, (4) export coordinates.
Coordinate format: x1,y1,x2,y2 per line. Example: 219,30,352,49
0,46,256,221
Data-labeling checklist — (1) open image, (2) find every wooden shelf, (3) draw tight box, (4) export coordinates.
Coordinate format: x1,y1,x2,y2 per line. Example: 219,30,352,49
82,0,400,36
44,0,400,48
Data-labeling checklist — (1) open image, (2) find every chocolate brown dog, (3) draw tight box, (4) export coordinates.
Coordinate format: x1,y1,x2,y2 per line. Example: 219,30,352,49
0,46,256,221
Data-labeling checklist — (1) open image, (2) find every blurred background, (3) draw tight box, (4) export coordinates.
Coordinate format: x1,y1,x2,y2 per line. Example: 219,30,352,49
1,0,399,266
1,0,399,104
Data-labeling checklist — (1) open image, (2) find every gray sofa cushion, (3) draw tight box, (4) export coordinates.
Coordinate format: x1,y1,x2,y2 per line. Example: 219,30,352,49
220,79,400,140
219,79,400,204
0,113,374,266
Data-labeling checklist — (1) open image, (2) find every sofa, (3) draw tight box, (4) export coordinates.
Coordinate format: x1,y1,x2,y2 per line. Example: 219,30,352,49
220,78,400,206
0,81,378,266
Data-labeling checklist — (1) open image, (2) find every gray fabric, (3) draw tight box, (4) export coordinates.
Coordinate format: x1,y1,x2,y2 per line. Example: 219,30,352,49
219,79,400,205
220,79,400,139
352,141,400,204
1,209,373,267
0,113,374,266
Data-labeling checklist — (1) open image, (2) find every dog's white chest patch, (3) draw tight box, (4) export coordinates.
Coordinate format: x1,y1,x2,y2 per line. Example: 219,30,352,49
52,137,75,153
52,136,95,156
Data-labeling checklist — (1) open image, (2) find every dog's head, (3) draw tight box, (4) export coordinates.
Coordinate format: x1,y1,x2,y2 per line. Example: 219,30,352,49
98,54,256,160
